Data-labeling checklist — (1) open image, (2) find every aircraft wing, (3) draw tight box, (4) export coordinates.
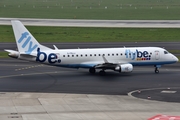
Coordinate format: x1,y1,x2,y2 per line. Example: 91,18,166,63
95,63,118,69
94,55,122,69
95,62,133,72
81,56,133,72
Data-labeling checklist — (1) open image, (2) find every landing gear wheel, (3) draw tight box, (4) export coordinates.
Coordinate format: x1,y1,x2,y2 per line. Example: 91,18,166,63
155,68,159,74
89,67,96,74
154,65,161,74
99,70,106,76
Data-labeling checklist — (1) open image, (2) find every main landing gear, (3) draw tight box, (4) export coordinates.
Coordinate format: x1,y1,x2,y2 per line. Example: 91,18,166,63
154,65,161,74
89,68,106,75
89,67,96,74
99,70,106,75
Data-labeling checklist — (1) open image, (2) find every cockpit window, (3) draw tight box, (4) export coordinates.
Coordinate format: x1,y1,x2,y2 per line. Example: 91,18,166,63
164,51,169,54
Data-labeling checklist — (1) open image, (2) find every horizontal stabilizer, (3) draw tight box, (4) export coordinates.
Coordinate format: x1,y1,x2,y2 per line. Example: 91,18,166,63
4,49,19,58
4,49,18,53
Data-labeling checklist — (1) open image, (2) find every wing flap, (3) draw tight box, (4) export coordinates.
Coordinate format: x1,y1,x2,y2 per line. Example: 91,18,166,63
95,63,117,69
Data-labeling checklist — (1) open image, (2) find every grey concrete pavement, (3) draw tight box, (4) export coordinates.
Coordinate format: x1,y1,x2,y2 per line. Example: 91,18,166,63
0,92,180,120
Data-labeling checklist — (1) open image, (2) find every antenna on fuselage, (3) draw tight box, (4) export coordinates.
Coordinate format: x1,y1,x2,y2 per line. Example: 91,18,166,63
102,56,109,63
53,45,58,50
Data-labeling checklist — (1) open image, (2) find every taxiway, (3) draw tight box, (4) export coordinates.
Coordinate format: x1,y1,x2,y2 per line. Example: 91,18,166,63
2,42,180,52
1,18,180,28
0,58,180,120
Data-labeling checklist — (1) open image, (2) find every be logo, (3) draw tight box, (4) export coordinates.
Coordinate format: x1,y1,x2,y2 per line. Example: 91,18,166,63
36,48,61,64
125,49,151,60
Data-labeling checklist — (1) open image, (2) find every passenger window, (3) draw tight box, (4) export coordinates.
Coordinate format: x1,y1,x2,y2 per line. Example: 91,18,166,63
94,54,96,56
63,55,65,57
76,55,78,57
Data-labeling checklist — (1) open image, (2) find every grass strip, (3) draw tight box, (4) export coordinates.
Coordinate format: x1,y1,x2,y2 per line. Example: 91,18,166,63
1,0,180,20
0,52,9,58
169,50,180,54
1,25,180,42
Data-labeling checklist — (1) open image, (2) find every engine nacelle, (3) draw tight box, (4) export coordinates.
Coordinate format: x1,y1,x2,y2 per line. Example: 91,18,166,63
115,64,133,73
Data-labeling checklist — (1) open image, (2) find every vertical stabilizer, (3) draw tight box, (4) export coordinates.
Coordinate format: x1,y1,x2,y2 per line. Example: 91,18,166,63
11,20,51,55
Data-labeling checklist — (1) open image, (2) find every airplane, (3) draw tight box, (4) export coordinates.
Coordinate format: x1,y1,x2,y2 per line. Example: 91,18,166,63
5,20,179,75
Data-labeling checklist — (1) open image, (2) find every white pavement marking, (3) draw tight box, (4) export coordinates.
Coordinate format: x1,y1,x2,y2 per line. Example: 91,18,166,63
161,90,177,93
128,87,180,103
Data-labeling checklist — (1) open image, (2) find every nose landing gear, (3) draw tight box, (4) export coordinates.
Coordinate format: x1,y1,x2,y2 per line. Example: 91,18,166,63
155,67,159,73
154,65,161,74
89,67,107,75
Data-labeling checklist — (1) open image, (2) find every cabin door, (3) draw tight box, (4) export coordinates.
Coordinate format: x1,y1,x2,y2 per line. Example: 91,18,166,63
154,50,160,60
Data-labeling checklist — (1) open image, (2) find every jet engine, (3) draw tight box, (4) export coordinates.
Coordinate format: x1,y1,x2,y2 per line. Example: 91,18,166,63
114,64,133,73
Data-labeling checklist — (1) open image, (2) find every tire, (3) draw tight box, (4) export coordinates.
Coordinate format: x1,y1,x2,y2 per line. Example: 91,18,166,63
89,68,96,74
99,70,106,75
155,69,159,74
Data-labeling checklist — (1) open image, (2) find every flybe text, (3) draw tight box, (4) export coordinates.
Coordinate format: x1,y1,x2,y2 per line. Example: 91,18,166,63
125,49,151,60
18,32,38,54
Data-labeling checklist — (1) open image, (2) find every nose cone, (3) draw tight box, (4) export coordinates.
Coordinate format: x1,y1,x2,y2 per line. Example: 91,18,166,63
172,54,179,62
175,56,179,62
171,54,179,63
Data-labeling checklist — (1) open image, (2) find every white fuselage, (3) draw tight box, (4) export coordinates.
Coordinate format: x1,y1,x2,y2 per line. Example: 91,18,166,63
20,47,178,69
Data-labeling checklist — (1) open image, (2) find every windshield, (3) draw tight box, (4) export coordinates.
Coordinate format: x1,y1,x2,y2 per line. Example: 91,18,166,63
164,51,169,54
